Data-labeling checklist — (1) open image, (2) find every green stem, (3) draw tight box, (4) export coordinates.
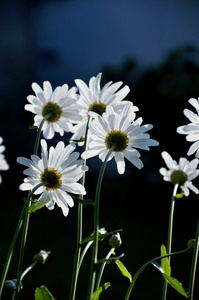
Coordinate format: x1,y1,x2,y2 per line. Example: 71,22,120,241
124,246,191,300
79,242,93,270
20,261,38,281
69,119,90,300
13,199,31,299
33,114,50,155
12,115,49,299
0,203,27,298
87,148,113,300
188,219,199,300
95,248,115,290
162,184,178,300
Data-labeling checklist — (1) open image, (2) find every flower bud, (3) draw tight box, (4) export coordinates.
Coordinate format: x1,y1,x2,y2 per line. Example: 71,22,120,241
109,233,122,248
5,279,23,290
33,250,51,264
187,239,196,252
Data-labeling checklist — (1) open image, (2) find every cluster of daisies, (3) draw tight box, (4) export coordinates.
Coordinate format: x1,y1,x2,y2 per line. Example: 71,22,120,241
1,72,199,216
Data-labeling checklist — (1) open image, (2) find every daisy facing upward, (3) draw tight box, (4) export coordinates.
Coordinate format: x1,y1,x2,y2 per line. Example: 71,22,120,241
71,72,139,144
17,140,88,216
159,151,199,196
25,81,82,140
81,104,159,174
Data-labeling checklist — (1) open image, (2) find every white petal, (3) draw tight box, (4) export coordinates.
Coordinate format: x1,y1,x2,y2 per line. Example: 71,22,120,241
114,152,125,174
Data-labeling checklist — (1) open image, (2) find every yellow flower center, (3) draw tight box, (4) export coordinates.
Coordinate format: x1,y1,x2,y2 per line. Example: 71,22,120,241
170,170,188,186
42,102,62,123
88,101,106,117
105,130,129,152
41,168,62,190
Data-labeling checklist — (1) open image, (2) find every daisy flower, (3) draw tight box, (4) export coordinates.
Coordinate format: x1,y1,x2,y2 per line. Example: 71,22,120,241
177,97,199,157
25,81,81,139
17,140,88,216
81,104,159,174
70,72,139,143
0,137,9,184
159,151,199,196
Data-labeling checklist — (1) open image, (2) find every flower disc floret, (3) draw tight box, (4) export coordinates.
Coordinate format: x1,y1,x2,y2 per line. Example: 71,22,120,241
105,130,129,152
41,168,62,190
71,72,139,144
17,140,88,216
42,102,62,123
170,170,188,186
88,101,106,116
25,81,81,139
81,104,159,174
159,151,199,196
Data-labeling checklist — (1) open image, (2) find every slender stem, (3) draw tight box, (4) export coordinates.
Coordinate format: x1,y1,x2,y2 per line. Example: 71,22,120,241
33,114,50,155
79,242,93,270
188,219,199,300
13,199,31,299
162,184,178,300
69,119,90,300
124,246,191,300
87,148,113,300
95,248,115,290
12,116,48,299
20,261,37,281
0,203,27,298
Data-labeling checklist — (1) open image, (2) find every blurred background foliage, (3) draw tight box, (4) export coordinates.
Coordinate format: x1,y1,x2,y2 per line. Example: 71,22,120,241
1,1,199,299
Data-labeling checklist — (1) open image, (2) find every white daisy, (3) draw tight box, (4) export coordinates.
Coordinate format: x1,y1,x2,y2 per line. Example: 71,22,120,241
17,140,88,216
177,97,199,157
25,81,81,139
159,151,199,196
0,137,9,184
81,104,159,174
70,72,139,144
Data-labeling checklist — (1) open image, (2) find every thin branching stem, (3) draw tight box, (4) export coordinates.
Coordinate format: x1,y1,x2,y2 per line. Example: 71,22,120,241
188,219,199,300
69,118,90,300
125,245,191,300
162,184,178,300
87,148,113,300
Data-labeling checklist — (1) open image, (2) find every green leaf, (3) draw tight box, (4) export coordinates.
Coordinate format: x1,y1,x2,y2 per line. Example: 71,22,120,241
66,136,85,143
29,125,39,130
161,245,171,276
92,282,110,300
175,192,184,198
81,229,122,244
35,286,55,300
163,274,188,298
115,260,132,282
28,202,46,213
71,195,95,206
98,253,124,264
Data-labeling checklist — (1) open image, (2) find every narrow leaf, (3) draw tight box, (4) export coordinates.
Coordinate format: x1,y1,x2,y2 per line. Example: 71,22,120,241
29,126,39,130
71,195,95,206
175,192,184,199
161,245,171,276
28,202,46,213
81,229,122,244
35,286,55,300
163,274,188,298
115,260,132,282
98,254,124,264
92,282,110,300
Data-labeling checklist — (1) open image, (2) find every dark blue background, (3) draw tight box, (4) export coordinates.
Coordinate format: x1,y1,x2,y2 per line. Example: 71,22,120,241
1,1,199,299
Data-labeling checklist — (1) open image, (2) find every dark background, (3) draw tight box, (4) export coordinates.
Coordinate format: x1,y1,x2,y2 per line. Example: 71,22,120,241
1,0,199,299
